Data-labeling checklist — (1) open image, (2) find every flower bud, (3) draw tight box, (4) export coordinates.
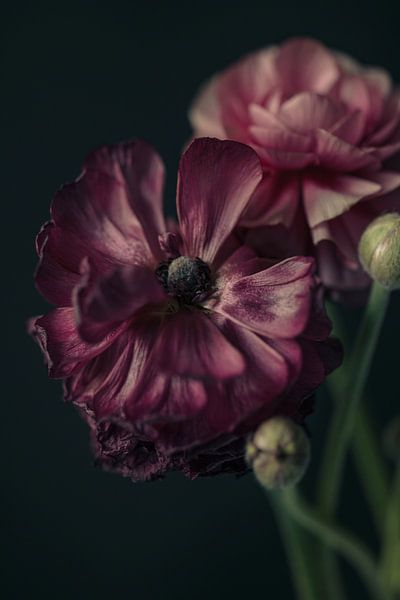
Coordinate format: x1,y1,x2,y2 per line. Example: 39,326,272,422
358,213,400,290
246,417,310,489
383,416,400,461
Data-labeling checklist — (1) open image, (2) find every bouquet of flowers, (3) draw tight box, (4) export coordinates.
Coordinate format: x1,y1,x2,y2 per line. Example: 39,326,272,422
29,38,400,599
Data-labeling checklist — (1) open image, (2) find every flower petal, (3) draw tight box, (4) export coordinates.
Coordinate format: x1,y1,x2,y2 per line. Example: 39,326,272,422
177,138,262,263
276,38,339,96
155,310,246,379
279,92,341,134
214,256,315,338
314,129,379,171
303,174,381,228
74,260,167,344
84,140,166,259
28,307,119,378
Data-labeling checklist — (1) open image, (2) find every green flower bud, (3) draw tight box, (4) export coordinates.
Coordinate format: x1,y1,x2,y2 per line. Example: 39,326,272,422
246,417,310,490
383,416,400,461
358,212,400,290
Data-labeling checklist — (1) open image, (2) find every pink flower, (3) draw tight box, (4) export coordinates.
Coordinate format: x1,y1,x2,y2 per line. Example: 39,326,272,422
190,38,400,294
29,138,341,481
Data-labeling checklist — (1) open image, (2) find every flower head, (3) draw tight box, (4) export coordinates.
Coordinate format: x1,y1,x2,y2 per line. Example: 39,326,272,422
358,212,400,289
29,137,341,481
189,38,400,295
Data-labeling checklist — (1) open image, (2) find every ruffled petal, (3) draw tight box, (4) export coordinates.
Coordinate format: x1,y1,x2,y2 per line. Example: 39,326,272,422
84,140,166,259
213,256,315,338
28,307,119,378
74,260,167,344
155,310,246,380
177,138,262,263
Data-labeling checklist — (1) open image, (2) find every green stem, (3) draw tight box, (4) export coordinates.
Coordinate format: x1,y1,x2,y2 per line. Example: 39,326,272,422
381,463,400,596
269,493,320,600
283,488,389,600
319,282,390,517
327,301,390,531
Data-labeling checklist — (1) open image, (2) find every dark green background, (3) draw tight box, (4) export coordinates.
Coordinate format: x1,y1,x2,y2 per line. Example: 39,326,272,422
2,1,400,598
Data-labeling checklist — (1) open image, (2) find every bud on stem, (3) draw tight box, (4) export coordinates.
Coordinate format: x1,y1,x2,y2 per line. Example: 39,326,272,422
246,417,310,490
358,213,400,290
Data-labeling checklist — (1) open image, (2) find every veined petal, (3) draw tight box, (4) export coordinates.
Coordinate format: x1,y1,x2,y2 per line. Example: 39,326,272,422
177,138,262,263
28,307,120,378
84,140,166,259
155,310,246,380
303,174,381,228
214,256,315,338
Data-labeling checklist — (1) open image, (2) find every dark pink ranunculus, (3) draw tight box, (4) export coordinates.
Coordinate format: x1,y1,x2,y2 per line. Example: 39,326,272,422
29,137,341,481
189,38,400,294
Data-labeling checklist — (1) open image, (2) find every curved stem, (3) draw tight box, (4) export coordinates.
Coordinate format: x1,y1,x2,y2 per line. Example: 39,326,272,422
327,301,390,531
269,493,320,600
381,463,400,595
283,488,389,600
318,282,390,517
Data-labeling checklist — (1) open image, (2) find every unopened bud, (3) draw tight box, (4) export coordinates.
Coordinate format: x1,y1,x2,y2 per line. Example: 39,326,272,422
383,417,400,461
358,212,400,290
246,417,310,490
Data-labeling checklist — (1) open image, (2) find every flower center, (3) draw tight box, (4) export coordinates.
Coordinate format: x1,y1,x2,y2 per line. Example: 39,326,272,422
155,256,212,304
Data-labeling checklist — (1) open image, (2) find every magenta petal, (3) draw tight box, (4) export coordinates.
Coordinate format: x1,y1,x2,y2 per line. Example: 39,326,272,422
177,138,262,263
188,76,227,138
35,222,82,306
51,169,152,271
303,174,381,228
214,256,315,338
276,38,339,95
74,260,166,344
28,308,118,378
84,140,166,259
155,311,246,379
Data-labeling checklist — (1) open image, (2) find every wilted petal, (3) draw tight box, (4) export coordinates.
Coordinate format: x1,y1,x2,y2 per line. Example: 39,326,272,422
177,138,262,263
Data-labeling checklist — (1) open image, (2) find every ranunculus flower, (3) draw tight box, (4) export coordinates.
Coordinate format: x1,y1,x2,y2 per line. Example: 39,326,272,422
29,137,340,481
189,38,400,294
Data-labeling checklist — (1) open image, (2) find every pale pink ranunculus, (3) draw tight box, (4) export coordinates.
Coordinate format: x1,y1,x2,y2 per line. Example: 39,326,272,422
189,38,400,293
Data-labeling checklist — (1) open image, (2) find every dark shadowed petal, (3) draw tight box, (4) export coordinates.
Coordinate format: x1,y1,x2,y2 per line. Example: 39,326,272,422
177,138,262,263
74,259,167,344
155,310,246,379
28,308,121,378
66,318,161,420
91,421,171,482
276,38,339,95
84,140,166,259
214,257,315,338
